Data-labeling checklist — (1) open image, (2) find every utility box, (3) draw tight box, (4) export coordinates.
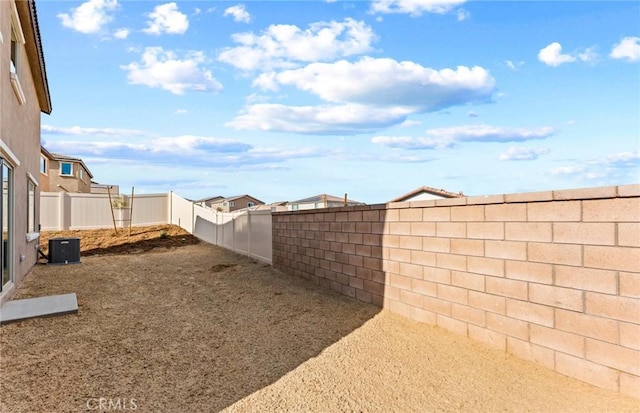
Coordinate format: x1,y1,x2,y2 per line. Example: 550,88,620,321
48,238,81,265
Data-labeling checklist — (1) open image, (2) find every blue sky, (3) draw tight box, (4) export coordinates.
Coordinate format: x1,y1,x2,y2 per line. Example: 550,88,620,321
37,0,639,204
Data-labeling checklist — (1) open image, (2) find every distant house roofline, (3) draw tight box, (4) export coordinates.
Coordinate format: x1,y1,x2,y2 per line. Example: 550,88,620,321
224,194,265,204
195,195,225,203
42,148,94,179
290,193,363,205
388,186,464,203
17,0,51,114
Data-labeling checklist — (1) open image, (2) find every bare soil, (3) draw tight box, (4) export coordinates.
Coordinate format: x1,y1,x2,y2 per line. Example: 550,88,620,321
38,224,200,257
0,226,638,412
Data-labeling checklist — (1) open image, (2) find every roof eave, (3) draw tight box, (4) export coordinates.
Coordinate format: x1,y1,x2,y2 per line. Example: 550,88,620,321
17,0,52,115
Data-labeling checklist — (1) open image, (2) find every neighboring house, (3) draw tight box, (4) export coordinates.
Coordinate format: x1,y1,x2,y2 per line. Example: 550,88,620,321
194,195,225,209
90,181,119,195
388,186,464,203
238,201,288,213
287,194,364,211
209,195,264,212
40,147,93,193
1,0,52,304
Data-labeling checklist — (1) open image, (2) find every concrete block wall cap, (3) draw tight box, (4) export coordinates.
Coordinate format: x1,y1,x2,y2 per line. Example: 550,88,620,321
618,184,640,197
387,201,412,209
505,191,554,203
554,186,617,201
408,200,437,208
435,197,468,206
466,194,505,205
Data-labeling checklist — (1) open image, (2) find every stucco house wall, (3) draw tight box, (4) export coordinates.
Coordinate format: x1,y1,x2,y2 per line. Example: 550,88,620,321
45,157,92,193
0,0,51,304
211,195,264,212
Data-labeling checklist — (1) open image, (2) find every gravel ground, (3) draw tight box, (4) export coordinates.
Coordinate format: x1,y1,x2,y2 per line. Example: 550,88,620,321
1,237,638,412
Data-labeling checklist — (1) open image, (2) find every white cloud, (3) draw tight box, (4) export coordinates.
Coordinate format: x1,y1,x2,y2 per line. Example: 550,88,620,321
600,151,640,167
42,125,147,137
254,58,495,112
538,42,598,66
551,152,639,182
499,146,551,161
371,136,453,150
505,60,524,70
121,47,223,95
399,119,422,127
113,28,130,39
370,0,466,16
551,152,640,177
425,124,556,142
143,3,189,35
218,18,376,71
372,124,556,150
173,109,188,115
578,46,598,63
45,134,327,168
551,165,584,176
58,0,118,34
456,9,470,21
226,103,413,134
610,37,640,62
538,42,576,66
224,4,252,23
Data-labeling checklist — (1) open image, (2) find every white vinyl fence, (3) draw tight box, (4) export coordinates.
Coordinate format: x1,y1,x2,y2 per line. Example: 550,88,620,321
169,192,272,264
40,191,273,264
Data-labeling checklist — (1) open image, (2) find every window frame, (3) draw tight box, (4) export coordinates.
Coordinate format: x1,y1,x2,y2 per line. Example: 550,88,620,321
40,155,47,175
27,176,37,236
9,0,26,105
60,162,73,176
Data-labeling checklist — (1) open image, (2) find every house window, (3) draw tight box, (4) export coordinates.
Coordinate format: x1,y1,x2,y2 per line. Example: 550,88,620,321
10,31,18,74
229,201,235,207
247,202,254,207
40,155,47,174
60,162,73,176
1,160,13,292
27,180,36,233
292,204,299,211
9,1,26,105
79,169,84,180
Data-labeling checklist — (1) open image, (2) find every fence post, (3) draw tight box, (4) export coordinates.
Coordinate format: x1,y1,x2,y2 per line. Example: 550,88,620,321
59,192,71,230
248,210,252,260
169,191,173,225
191,201,195,234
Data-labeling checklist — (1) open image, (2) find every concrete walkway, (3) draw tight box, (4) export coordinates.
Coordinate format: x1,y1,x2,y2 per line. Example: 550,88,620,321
0,293,77,325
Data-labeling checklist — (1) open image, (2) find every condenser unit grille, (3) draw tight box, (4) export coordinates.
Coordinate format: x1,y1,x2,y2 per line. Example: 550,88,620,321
48,237,81,265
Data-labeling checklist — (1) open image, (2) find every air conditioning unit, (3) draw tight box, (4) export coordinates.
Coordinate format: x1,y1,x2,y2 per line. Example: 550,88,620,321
48,237,81,265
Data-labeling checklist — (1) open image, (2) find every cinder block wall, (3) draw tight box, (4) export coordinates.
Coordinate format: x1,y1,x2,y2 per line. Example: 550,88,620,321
272,184,640,397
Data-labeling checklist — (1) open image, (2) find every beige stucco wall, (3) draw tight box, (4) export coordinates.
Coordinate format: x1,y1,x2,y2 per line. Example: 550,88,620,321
273,184,640,397
39,161,49,191
0,0,46,303
46,159,92,193
211,196,263,212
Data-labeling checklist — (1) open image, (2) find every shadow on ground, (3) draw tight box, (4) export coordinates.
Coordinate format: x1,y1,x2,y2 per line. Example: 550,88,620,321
0,243,380,412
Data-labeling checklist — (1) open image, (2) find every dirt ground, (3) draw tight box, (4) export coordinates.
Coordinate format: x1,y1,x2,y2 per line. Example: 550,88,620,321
1,226,638,412
38,224,200,257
